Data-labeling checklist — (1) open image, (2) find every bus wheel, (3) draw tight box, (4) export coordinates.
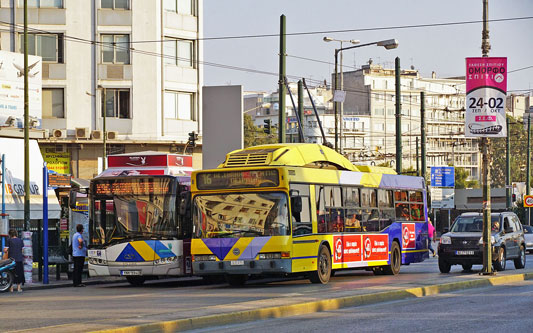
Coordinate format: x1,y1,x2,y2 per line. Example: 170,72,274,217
226,274,247,287
126,276,146,286
309,244,332,284
383,241,401,275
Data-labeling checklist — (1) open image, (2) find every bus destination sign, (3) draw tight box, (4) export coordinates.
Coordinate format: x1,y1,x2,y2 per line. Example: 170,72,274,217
94,179,171,196
197,169,279,190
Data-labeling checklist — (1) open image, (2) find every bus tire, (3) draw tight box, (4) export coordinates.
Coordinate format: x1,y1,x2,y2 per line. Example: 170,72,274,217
126,276,146,286
226,274,247,287
383,241,401,275
309,244,332,284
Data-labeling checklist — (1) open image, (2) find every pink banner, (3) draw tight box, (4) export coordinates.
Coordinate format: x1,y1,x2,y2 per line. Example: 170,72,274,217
466,57,507,93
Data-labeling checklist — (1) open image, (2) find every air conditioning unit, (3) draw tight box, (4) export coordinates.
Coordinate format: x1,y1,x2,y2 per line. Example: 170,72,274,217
76,127,90,139
91,130,103,140
52,129,67,139
106,131,118,140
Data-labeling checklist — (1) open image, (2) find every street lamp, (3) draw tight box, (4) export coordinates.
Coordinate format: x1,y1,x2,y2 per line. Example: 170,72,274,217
324,38,399,153
324,37,359,154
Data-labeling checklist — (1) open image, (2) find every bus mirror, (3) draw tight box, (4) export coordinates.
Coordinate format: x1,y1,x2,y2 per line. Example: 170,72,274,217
291,196,302,214
179,191,191,216
68,190,78,210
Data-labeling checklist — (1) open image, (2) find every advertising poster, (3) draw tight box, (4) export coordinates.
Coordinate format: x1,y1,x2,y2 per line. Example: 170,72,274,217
333,234,389,264
465,57,507,137
402,223,416,249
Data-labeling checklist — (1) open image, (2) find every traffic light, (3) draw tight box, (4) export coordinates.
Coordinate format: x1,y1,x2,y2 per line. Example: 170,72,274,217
512,193,517,202
188,131,198,147
263,119,271,134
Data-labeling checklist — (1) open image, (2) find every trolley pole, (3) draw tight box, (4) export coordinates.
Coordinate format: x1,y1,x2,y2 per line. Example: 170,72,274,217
298,80,304,143
480,0,493,275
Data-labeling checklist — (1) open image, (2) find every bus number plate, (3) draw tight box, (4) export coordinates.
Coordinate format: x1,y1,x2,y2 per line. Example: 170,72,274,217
230,260,244,266
121,270,141,276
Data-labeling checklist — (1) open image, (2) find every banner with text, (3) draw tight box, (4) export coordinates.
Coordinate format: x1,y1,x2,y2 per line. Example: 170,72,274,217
465,57,507,137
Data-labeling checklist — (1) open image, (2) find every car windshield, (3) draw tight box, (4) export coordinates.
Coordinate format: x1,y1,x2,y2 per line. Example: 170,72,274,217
192,192,290,238
450,215,500,233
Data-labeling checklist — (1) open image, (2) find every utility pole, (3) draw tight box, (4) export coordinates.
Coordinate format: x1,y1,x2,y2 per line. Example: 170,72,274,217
480,0,493,275
334,50,339,151
416,137,420,176
395,57,402,174
23,0,30,231
506,117,511,209
103,87,107,170
421,91,427,183
298,80,304,143
527,115,531,225
278,15,286,143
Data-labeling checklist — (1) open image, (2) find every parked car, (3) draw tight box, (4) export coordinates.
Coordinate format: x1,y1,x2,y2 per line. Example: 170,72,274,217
438,212,526,273
523,225,533,253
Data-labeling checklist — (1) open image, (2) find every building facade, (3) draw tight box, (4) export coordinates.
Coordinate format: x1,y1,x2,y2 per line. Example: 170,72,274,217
0,0,203,179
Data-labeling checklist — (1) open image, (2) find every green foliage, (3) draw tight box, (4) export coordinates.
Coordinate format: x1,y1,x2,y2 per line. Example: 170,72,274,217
243,114,277,148
489,115,529,188
455,167,479,189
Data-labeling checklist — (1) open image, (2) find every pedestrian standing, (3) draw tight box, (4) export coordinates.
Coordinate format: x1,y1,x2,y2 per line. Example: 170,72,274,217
2,229,25,292
72,224,87,287
428,218,436,257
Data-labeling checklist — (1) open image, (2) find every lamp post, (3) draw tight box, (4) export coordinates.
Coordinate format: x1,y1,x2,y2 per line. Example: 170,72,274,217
323,37,359,154
324,38,399,153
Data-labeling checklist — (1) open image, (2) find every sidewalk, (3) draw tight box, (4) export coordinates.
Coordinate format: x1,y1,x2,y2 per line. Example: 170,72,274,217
23,268,124,290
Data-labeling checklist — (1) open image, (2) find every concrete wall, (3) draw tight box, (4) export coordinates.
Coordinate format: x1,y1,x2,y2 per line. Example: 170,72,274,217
202,86,243,169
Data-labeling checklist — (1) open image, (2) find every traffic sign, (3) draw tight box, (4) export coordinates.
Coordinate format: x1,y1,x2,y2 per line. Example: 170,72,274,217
524,195,533,208
430,166,455,188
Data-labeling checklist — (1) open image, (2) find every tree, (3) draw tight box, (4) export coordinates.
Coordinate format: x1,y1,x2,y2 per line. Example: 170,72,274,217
489,115,529,188
243,114,277,148
454,167,479,189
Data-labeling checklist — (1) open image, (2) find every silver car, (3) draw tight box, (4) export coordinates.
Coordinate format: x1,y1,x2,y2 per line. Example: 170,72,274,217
524,225,533,253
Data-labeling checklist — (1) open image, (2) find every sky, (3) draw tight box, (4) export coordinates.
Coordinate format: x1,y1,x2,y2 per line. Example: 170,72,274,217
203,0,533,94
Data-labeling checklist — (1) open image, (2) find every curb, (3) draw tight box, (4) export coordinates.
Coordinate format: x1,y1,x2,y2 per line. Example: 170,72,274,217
91,271,533,333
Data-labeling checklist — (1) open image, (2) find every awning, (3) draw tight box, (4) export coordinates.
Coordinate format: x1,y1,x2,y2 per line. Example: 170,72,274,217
0,137,61,220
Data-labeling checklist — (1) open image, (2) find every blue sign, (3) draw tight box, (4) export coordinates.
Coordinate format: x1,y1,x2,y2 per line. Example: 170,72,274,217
430,167,455,187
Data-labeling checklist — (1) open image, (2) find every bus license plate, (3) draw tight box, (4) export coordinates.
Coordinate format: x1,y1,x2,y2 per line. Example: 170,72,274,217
230,260,244,266
121,270,141,276
456,250,474,255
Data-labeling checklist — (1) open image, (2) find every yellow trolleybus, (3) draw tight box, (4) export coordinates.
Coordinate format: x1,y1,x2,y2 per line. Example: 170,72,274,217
191,143,429,285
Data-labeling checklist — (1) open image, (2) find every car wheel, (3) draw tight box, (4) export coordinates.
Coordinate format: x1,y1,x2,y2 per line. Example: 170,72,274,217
514,245,526,269
493,247,506,271
383,241,401,275
461,264,473,271
438,256,451,273
309,244,332,284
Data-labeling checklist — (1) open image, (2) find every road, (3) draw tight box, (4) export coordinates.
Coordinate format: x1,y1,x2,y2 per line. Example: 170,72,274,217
2,255,532,332
193,279,533,333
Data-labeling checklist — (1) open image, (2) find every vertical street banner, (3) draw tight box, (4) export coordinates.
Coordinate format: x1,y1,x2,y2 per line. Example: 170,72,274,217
465,57,507,137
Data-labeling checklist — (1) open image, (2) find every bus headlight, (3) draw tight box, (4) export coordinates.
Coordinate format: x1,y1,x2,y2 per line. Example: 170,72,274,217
193,255,217,262
154,256,178,265
89,258,107,265
440,236,451,245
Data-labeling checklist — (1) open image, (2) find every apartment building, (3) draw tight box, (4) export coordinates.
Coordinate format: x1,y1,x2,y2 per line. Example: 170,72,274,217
0,0,203,179
341,63,480,180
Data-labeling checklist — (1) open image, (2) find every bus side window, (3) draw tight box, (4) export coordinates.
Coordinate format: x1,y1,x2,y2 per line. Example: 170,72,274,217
290,184,312,236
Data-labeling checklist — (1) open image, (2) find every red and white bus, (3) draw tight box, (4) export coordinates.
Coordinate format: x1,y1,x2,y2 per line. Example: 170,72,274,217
86,152,194,285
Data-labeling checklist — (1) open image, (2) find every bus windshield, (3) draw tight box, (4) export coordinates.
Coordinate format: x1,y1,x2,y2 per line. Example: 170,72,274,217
90,177,179,246
192,192,290,238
